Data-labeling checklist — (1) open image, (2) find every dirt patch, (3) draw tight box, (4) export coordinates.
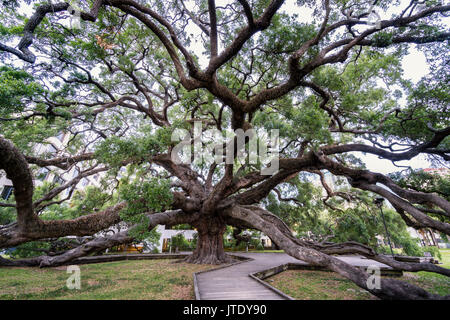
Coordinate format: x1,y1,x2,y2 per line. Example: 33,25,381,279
170,285,192,300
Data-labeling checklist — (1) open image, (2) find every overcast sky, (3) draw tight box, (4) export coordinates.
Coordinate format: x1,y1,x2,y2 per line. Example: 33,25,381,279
361,49,431,175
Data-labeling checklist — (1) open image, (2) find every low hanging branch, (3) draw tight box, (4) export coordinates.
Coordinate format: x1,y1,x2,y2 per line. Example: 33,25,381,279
0,209,199,267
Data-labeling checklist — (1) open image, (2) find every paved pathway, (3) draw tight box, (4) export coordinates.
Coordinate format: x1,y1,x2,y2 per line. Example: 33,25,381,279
195,252,391,300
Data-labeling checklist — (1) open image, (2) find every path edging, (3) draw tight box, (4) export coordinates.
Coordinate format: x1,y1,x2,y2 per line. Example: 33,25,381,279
249,261,403,301
249,264,295,300
67,253,190,265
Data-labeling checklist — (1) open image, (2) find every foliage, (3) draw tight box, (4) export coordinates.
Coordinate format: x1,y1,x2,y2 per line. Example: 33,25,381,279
94,127,173,167
0,66,43,114
0,260,214,299
68,186,112,217
264,173,431,257
7,241,51,258
390,169,450,203
170,233,192,251
331,207,427,257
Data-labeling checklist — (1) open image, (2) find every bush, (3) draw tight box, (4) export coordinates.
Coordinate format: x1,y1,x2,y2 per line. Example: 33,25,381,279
420,246,442,259
151,247,159,254
223,236,235,249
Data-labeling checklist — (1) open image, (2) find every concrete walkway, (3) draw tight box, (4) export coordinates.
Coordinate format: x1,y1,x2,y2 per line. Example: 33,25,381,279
195,252,391,300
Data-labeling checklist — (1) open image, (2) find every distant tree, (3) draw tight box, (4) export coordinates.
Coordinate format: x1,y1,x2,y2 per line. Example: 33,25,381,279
170,233,189,252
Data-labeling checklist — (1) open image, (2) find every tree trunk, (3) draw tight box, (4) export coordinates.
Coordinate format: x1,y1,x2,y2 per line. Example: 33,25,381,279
185,218,233,264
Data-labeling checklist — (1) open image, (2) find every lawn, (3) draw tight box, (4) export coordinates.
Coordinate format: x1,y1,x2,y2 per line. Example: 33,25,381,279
401,248,450,297
0,259,214,300
1,250,448,300
268,249,450,300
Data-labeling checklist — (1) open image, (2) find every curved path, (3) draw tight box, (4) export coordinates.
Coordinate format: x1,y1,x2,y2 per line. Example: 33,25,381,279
195,252,392,300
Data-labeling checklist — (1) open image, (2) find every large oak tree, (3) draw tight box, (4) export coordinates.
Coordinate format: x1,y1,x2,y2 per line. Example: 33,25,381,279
0,0,449,299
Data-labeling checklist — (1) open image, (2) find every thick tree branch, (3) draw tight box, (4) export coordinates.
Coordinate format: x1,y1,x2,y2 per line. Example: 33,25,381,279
225,205,448,299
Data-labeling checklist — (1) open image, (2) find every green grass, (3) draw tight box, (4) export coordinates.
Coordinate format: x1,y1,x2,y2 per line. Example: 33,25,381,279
268,249,450,300
0,260,214,300
399,248,450,297
436,248,450,268
268,269,376,300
